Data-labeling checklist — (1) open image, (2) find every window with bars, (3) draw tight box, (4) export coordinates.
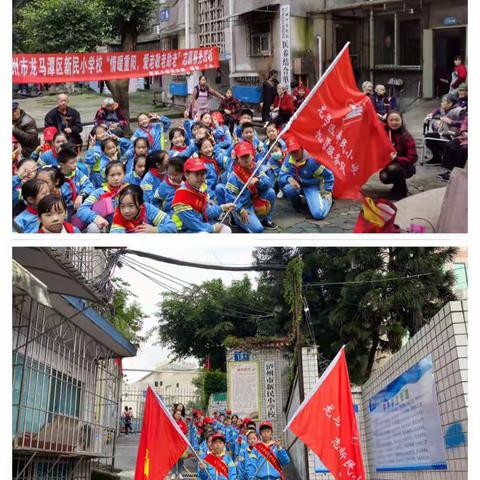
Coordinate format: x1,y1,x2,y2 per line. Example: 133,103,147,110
198,0,225,53
250,22,272,57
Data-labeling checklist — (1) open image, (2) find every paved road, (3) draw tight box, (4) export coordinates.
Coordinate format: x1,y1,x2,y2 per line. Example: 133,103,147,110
17,92,447,233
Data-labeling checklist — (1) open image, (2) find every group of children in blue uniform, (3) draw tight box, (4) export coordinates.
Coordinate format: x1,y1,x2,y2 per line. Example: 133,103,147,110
12,107,335,233
184,408,290,480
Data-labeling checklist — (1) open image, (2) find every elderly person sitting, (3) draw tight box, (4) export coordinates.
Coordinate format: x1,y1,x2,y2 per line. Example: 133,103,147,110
271,84,294,127
12,101,39,158
94,97,128,136
424,93,466,166
456,83,468,112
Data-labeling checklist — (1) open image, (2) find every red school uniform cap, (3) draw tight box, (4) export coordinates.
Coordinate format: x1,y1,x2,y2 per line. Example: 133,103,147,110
286,136,302,153
184,157,207,173
211,432,226,443
259,421,273,431
43,126,58,142
234,140,255,158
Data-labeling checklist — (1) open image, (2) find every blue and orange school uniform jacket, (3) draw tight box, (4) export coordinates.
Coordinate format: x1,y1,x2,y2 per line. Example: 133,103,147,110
278,153,335,192
141,168,165,204
131,116,172,152
198,143,230,191
225,163,273,216
169,142,198,159
153,176,181,213
124,171,143,186
236,445,256,480
14,206,40,233
245,442,290,480
61,168,95,214
199,451,237,480
171,182,222,233
110,203,176,233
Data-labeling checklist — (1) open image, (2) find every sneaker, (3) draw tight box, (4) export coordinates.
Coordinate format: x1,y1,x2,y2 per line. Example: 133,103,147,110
261,219,278,230
276,189,284,199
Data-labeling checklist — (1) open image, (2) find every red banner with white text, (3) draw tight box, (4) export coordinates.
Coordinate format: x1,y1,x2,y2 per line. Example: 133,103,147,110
12,47,219,84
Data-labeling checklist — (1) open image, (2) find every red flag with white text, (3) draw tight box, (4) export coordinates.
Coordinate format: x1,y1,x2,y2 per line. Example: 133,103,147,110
287,45,395,199
285,347,365,480
134,387,189,480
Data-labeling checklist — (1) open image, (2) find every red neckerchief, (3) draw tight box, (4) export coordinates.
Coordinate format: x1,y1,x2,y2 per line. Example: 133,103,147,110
233,162,258,196
165,176,181,190
254,442,286,480
172,182,208,220
38,222,76,233
112,204,147,232
140,125,154,146
233,163,271,216
149,168,165,180
65,173,77,202
172,145,187,152
26,206,38,215
204,453,229,478
99,184,125,201
199,154,221,175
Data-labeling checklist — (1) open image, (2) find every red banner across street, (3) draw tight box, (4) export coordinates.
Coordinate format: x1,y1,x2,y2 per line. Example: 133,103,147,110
12,47,220,84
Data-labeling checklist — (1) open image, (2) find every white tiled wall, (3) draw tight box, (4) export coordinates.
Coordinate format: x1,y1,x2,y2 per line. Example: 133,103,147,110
361,301,468,480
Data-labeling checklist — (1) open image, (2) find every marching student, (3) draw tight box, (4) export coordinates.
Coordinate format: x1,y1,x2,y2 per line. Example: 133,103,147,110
124,155,147,186
225,141,277,232
245,422,290,480
131,112,172,152
198,432,237,480
76,160,126,233
57,147,95,217
279,136,334,220
170,409,188,480
236,430,259,480
140,150,170,203
121,136,150,174
37,194,80,233
110,185,176,234
14,178,50,233
199,429,215,458
153,156,184,213
171,157,235,233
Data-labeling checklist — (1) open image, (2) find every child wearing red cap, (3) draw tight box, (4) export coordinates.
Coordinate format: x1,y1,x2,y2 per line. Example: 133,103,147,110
199,432,237,480
171,157,235,233
279,136,335,220
225,141,277,232
245,422,290,480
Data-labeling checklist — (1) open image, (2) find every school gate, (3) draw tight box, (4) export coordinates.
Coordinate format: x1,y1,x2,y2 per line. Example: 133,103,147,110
120,385,200,432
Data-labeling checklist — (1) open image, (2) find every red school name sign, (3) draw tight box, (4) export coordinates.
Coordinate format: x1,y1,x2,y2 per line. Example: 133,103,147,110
12,47,220,84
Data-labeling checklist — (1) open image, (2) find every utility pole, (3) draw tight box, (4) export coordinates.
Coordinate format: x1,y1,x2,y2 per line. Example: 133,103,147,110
285,256,310,480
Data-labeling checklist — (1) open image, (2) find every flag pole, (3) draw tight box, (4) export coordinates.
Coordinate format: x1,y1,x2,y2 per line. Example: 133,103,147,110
221,42,351,224
283,345,346,433
149,388,215,480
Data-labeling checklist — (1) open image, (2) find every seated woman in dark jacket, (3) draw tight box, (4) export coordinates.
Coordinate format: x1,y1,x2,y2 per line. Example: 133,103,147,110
218,88,241,134
94,98,128,136
379,110,418,200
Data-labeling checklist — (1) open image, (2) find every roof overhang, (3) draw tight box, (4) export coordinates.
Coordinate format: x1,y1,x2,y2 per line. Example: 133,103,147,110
13,248,101,303
50,294,137,358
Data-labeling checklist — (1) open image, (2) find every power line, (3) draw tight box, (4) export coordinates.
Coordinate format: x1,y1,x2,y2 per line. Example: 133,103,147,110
122,249,287,272
121,258,273,321
123,254,276,317
303,272,435,287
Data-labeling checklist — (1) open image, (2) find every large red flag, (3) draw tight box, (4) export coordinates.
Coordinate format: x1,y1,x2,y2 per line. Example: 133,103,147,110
134,387,189,480
286,44,395,199
285,347,365,480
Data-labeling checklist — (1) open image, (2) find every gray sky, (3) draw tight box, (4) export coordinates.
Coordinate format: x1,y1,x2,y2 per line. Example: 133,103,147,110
116,245,258,383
